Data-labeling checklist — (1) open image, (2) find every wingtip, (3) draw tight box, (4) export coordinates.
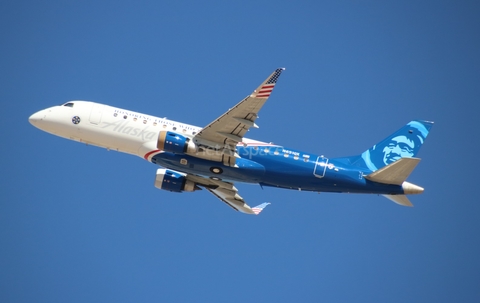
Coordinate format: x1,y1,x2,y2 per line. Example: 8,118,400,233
251,202,271,215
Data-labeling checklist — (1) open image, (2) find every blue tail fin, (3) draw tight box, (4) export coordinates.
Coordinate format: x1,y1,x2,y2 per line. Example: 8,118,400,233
348,120,433,172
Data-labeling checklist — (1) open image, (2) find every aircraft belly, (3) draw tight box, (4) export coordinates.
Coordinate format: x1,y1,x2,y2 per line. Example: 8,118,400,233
260,164,404,195
151,152,265,183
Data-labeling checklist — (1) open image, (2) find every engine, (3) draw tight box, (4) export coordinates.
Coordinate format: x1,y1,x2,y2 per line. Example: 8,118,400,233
157,131,197,154
154,168,199,192
156,131,237,166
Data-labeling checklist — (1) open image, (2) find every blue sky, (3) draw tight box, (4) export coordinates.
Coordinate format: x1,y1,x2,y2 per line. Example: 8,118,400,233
2,1,480,302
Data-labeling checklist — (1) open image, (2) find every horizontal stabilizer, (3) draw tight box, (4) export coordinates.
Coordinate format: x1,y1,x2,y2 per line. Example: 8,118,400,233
383,195,413,207
365,157,421,185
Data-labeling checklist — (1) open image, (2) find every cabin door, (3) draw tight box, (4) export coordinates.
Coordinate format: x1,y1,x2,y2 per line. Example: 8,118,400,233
314,156,329,178
89,103,104,125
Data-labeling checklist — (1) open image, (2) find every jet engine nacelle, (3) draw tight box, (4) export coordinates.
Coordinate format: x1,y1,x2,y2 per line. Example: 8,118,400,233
157,131,197,154
154,168,199,192
157,131,237,166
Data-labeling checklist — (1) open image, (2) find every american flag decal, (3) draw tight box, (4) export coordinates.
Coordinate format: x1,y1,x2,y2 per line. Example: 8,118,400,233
256,84,275,98
251,202,271,215
255,68,284,98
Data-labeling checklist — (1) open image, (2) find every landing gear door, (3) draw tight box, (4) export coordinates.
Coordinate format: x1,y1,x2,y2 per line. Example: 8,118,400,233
314,156,328,178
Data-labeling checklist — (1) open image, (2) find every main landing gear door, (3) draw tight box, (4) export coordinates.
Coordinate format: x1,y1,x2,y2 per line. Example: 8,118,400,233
314,156,329,178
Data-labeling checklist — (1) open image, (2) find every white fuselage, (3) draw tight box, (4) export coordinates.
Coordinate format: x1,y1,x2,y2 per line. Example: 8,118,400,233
29,100,266,160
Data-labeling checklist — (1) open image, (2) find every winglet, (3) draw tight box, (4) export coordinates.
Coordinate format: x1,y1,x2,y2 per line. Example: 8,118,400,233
251,202,271,215
252,68,285,98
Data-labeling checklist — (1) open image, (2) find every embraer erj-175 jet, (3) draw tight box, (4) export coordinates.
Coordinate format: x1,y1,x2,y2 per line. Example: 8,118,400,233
29,68,433,215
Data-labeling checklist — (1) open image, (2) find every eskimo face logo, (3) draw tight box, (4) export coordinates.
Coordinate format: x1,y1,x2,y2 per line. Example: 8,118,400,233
72,116,81,124
361,121,430,171
381,135,415,164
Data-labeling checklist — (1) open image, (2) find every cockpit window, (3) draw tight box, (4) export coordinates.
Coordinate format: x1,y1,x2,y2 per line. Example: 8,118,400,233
63,102,74,107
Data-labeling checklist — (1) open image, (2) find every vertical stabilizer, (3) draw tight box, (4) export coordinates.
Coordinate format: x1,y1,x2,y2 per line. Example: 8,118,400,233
349,120,433,172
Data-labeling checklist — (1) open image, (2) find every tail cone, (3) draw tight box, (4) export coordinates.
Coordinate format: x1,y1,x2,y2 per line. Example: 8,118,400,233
402,181,424,195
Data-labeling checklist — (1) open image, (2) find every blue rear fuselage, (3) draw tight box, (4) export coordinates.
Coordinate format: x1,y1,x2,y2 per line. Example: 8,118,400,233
151,145,405,195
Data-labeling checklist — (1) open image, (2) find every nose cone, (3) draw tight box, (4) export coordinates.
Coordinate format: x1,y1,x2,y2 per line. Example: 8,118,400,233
29,110,46,128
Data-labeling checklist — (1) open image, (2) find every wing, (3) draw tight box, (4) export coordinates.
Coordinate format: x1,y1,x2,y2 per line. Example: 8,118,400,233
192,68,285,166
186,174,270,215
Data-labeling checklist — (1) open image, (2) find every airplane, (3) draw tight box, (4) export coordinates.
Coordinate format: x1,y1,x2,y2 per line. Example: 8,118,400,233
29,68,433,215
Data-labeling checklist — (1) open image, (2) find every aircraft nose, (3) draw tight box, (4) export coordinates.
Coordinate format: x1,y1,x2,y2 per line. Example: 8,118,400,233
29,110,46,126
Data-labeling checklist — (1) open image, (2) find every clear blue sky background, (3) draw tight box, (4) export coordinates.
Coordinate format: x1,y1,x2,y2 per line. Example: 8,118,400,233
1,1,479,302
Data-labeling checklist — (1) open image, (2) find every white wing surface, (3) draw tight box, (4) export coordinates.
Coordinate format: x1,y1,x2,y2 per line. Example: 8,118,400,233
192,68,285,166
186,174,270,215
